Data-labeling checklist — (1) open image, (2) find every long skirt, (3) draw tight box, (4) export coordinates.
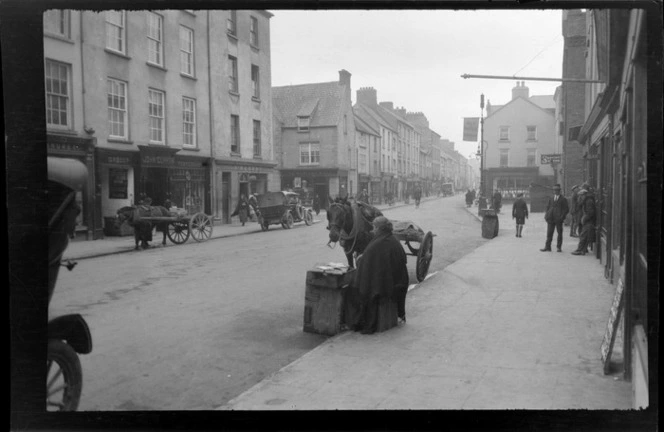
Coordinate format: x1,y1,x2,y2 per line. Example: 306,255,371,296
239,208,248,223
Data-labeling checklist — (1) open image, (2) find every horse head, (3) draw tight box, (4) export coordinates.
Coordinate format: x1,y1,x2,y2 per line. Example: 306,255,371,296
116,206,137,225
327,201,353,243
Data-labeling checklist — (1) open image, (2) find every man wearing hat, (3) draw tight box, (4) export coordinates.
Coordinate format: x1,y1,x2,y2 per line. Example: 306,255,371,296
572,187,596,255
541,184,569,252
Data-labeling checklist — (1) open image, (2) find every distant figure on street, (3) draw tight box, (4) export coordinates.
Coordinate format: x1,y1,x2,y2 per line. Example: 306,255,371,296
313,194,321,215
569,184,580,237
345,216,409,334
465,189,474,207
512,192,529,238
492,190,502,213
358,189,369,204
231,193,250,226
414,185,422,208
572,188,596,255
540,184,569,252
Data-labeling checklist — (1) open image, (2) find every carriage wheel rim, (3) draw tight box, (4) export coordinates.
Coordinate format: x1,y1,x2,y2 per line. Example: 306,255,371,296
167,222,190,244
416,232,434,282
190,213,213,241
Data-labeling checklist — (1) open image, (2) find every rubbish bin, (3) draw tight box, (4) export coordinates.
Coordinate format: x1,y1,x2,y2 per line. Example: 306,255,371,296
482,209,499,239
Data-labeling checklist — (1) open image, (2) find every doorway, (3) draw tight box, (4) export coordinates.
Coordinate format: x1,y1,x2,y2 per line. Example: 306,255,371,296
222,172,230,223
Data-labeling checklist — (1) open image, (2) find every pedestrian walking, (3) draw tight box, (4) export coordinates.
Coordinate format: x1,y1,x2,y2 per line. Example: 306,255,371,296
414,185,422,208
492,190,502,213
512,192,529,237
465,189,474,207
313,194,321,215
572,188,596,255
540,184,569,252
569,185,580,237
345,216,409,334
231,193,250,226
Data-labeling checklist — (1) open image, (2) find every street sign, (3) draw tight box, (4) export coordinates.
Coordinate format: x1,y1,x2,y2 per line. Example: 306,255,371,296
541,154,562,164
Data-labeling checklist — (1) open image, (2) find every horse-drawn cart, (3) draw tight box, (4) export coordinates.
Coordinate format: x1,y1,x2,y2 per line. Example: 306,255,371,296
391,220,435,283
141,211,214,244
326,199,435,282
117,206,214,248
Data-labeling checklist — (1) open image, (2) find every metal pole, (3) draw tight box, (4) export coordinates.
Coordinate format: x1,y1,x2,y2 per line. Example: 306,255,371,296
460,73,605,84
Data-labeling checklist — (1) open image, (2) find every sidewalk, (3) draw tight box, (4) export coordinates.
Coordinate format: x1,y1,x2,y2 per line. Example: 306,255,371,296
219,203,632,410
63,195,442,261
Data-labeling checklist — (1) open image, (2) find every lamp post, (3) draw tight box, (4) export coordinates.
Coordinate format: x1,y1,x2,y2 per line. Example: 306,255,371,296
477,94,487,216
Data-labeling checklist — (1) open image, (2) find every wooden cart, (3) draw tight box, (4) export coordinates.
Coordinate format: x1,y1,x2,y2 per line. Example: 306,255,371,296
140,211,214,244
391,220,435,282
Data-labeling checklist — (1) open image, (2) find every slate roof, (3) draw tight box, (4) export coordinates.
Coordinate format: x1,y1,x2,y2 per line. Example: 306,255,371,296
486,95,556,119
354,103,397,133
272,81,347,127
353,107,380,136
528,95,556,110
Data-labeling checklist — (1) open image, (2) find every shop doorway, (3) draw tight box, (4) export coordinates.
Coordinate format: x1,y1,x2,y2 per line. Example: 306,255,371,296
222,172,230,223
143,167,170,206
314,183,329,209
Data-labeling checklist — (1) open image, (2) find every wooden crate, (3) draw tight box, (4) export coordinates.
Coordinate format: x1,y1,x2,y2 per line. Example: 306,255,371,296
303,268,355,336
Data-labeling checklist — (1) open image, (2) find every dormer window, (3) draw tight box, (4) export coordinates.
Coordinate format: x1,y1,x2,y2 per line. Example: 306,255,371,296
298,116,310,132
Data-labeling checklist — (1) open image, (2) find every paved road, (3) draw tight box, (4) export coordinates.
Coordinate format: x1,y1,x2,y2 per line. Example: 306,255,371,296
50,195,487,410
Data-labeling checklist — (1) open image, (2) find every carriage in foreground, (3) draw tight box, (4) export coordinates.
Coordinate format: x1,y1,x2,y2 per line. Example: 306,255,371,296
256,191,314,231
326,199,434,282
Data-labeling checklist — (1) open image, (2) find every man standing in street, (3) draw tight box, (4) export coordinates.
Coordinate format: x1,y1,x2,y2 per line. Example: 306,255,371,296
512,192,529,237
540,184,569,252
572,188,596,255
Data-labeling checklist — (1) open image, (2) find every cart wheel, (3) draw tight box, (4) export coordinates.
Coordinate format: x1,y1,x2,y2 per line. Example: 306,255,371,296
304,210,313,226
259,216,268,231
416,231,434,282
282,211,294,229
167,221,190,244
189,213,213,242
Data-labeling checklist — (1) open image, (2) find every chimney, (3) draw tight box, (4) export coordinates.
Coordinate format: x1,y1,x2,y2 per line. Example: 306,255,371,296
338,69,351,88
379,101,394,111
356,87,377,106
406,111,429,128
395,107,407,118
512,81,529,100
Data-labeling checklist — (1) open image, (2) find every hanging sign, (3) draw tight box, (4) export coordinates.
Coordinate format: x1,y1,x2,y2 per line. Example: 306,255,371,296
462,117,480,142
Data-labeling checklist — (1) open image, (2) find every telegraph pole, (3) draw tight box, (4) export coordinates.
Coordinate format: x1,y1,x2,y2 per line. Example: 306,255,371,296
477,93,487,216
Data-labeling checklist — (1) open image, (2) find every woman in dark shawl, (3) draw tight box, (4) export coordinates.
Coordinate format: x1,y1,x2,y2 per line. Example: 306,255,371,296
346,216,409,334
231,193,250,226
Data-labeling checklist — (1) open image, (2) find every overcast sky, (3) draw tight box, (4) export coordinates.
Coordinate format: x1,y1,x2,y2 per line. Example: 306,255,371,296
269,9,564,159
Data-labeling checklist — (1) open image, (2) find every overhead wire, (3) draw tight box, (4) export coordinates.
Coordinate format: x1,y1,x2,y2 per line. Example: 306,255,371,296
512,35,563,77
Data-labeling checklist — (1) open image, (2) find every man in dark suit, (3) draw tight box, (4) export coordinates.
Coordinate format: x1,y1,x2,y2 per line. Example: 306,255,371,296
541,184,569,252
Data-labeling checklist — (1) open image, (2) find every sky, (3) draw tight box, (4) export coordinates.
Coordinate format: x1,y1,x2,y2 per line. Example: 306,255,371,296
269,9,564,160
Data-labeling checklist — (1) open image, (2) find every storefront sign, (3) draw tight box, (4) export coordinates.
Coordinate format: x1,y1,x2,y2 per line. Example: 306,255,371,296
170,168,205,182
540,154,562,164
48,141,85,154
142,155,176,167
108,168,128,199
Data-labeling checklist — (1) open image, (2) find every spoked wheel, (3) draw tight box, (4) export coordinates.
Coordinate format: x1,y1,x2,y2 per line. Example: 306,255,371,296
416,231,434,282
47,339,82,411
189,213,213,242
167,221,190,244
304,210,313,226
282,211,294,229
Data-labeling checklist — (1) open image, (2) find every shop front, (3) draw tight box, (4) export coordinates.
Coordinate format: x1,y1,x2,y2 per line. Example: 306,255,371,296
215,158,277,224
136,145,211,215
48,133,101,240
96,147,139,235
281,168,347,209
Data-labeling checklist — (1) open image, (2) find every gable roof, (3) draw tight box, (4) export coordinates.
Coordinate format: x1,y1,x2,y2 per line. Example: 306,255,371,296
353,108,380,136
528,95,556,110
486,95,556,120
354,103,397,133
272,81,347,127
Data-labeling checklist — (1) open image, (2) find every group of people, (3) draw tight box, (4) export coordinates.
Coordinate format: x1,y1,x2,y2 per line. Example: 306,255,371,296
231,193,259,226
539,183,596,255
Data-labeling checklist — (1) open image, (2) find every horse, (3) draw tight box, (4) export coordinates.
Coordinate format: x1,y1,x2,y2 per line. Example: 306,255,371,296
326,196,383,268
116,205,170,250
